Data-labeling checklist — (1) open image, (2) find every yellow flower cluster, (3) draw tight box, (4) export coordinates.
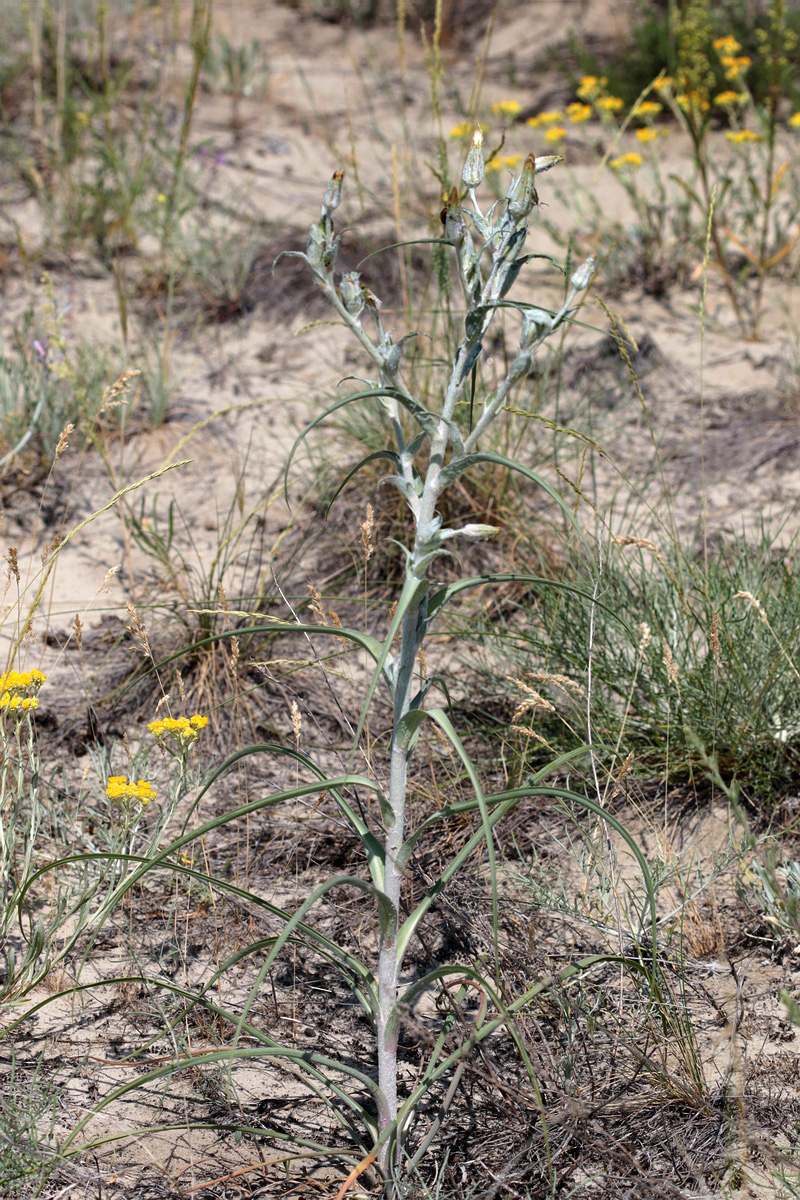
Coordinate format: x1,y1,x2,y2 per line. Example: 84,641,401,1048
713,35,741,57
720,55,751,81
576,75,607,100
788,112,800,128
148,713,209,748
610,152,643,170
714,90,743,107
487,153,523,171
490,100,521,116
0,669,46,715
635,127,659,143
544,127,566,142
596,95,624,113
632,101,662,120
566,102,592,122
726,129,761,143
526,110,563,127
107,777,157,806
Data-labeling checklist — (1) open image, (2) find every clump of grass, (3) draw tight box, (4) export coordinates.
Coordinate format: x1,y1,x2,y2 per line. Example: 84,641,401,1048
0,302,123,478
463,531,800,808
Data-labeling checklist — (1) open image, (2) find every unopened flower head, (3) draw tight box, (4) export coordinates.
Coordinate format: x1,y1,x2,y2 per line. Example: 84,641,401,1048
507,153,539,220
461,129,485,188
570,255,596,291
148,713,209,750
533,154,562,174
340,272,364,318
322,169,344,214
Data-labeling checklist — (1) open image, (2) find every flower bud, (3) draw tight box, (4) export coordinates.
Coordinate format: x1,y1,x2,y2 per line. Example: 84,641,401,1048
322,169,344,214
509,350,533,379
533,154,562,174
441,186,466,245
461,129,485,188
570,255,596,291
340,271,364,318
382,337,402,374
460,523,499,539
507,153,538,220
521,307,553,346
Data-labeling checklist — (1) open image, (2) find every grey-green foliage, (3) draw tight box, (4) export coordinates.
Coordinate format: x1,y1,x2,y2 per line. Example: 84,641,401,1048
0,324,118,472
0,1051,72,1196
203,33,269,97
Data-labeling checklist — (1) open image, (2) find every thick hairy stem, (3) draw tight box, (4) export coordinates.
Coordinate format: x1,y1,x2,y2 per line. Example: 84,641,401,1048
376,594,425,1172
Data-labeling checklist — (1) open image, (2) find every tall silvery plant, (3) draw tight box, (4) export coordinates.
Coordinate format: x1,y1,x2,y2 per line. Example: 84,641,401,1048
51,134,655,1200
282,133,652,1186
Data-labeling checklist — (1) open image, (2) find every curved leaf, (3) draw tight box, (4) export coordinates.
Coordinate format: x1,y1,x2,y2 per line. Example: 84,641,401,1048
438,452,577,533
178,742,386,888
323,450,401,518
283,387,439,505
426,572,628,632
233,872,394,1058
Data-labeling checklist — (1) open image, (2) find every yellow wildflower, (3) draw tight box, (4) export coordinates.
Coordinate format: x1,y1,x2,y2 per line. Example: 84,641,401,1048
449,122,471,138
713,35,742,56
721,55,751,81
486,154,524,171
714,90,742,107
632,101,662,119
676,92,710,114
107,777,156,807
566,102,592,122
596,96,625,112
526,110,563,127
655,76,674,91
491,100,521,116
609,152,643,169
0,669,46,715
788,112,800,128
576,75,606,100
726,129,761,143
635,127,659,143
545,127,566,142
148,713,208,750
